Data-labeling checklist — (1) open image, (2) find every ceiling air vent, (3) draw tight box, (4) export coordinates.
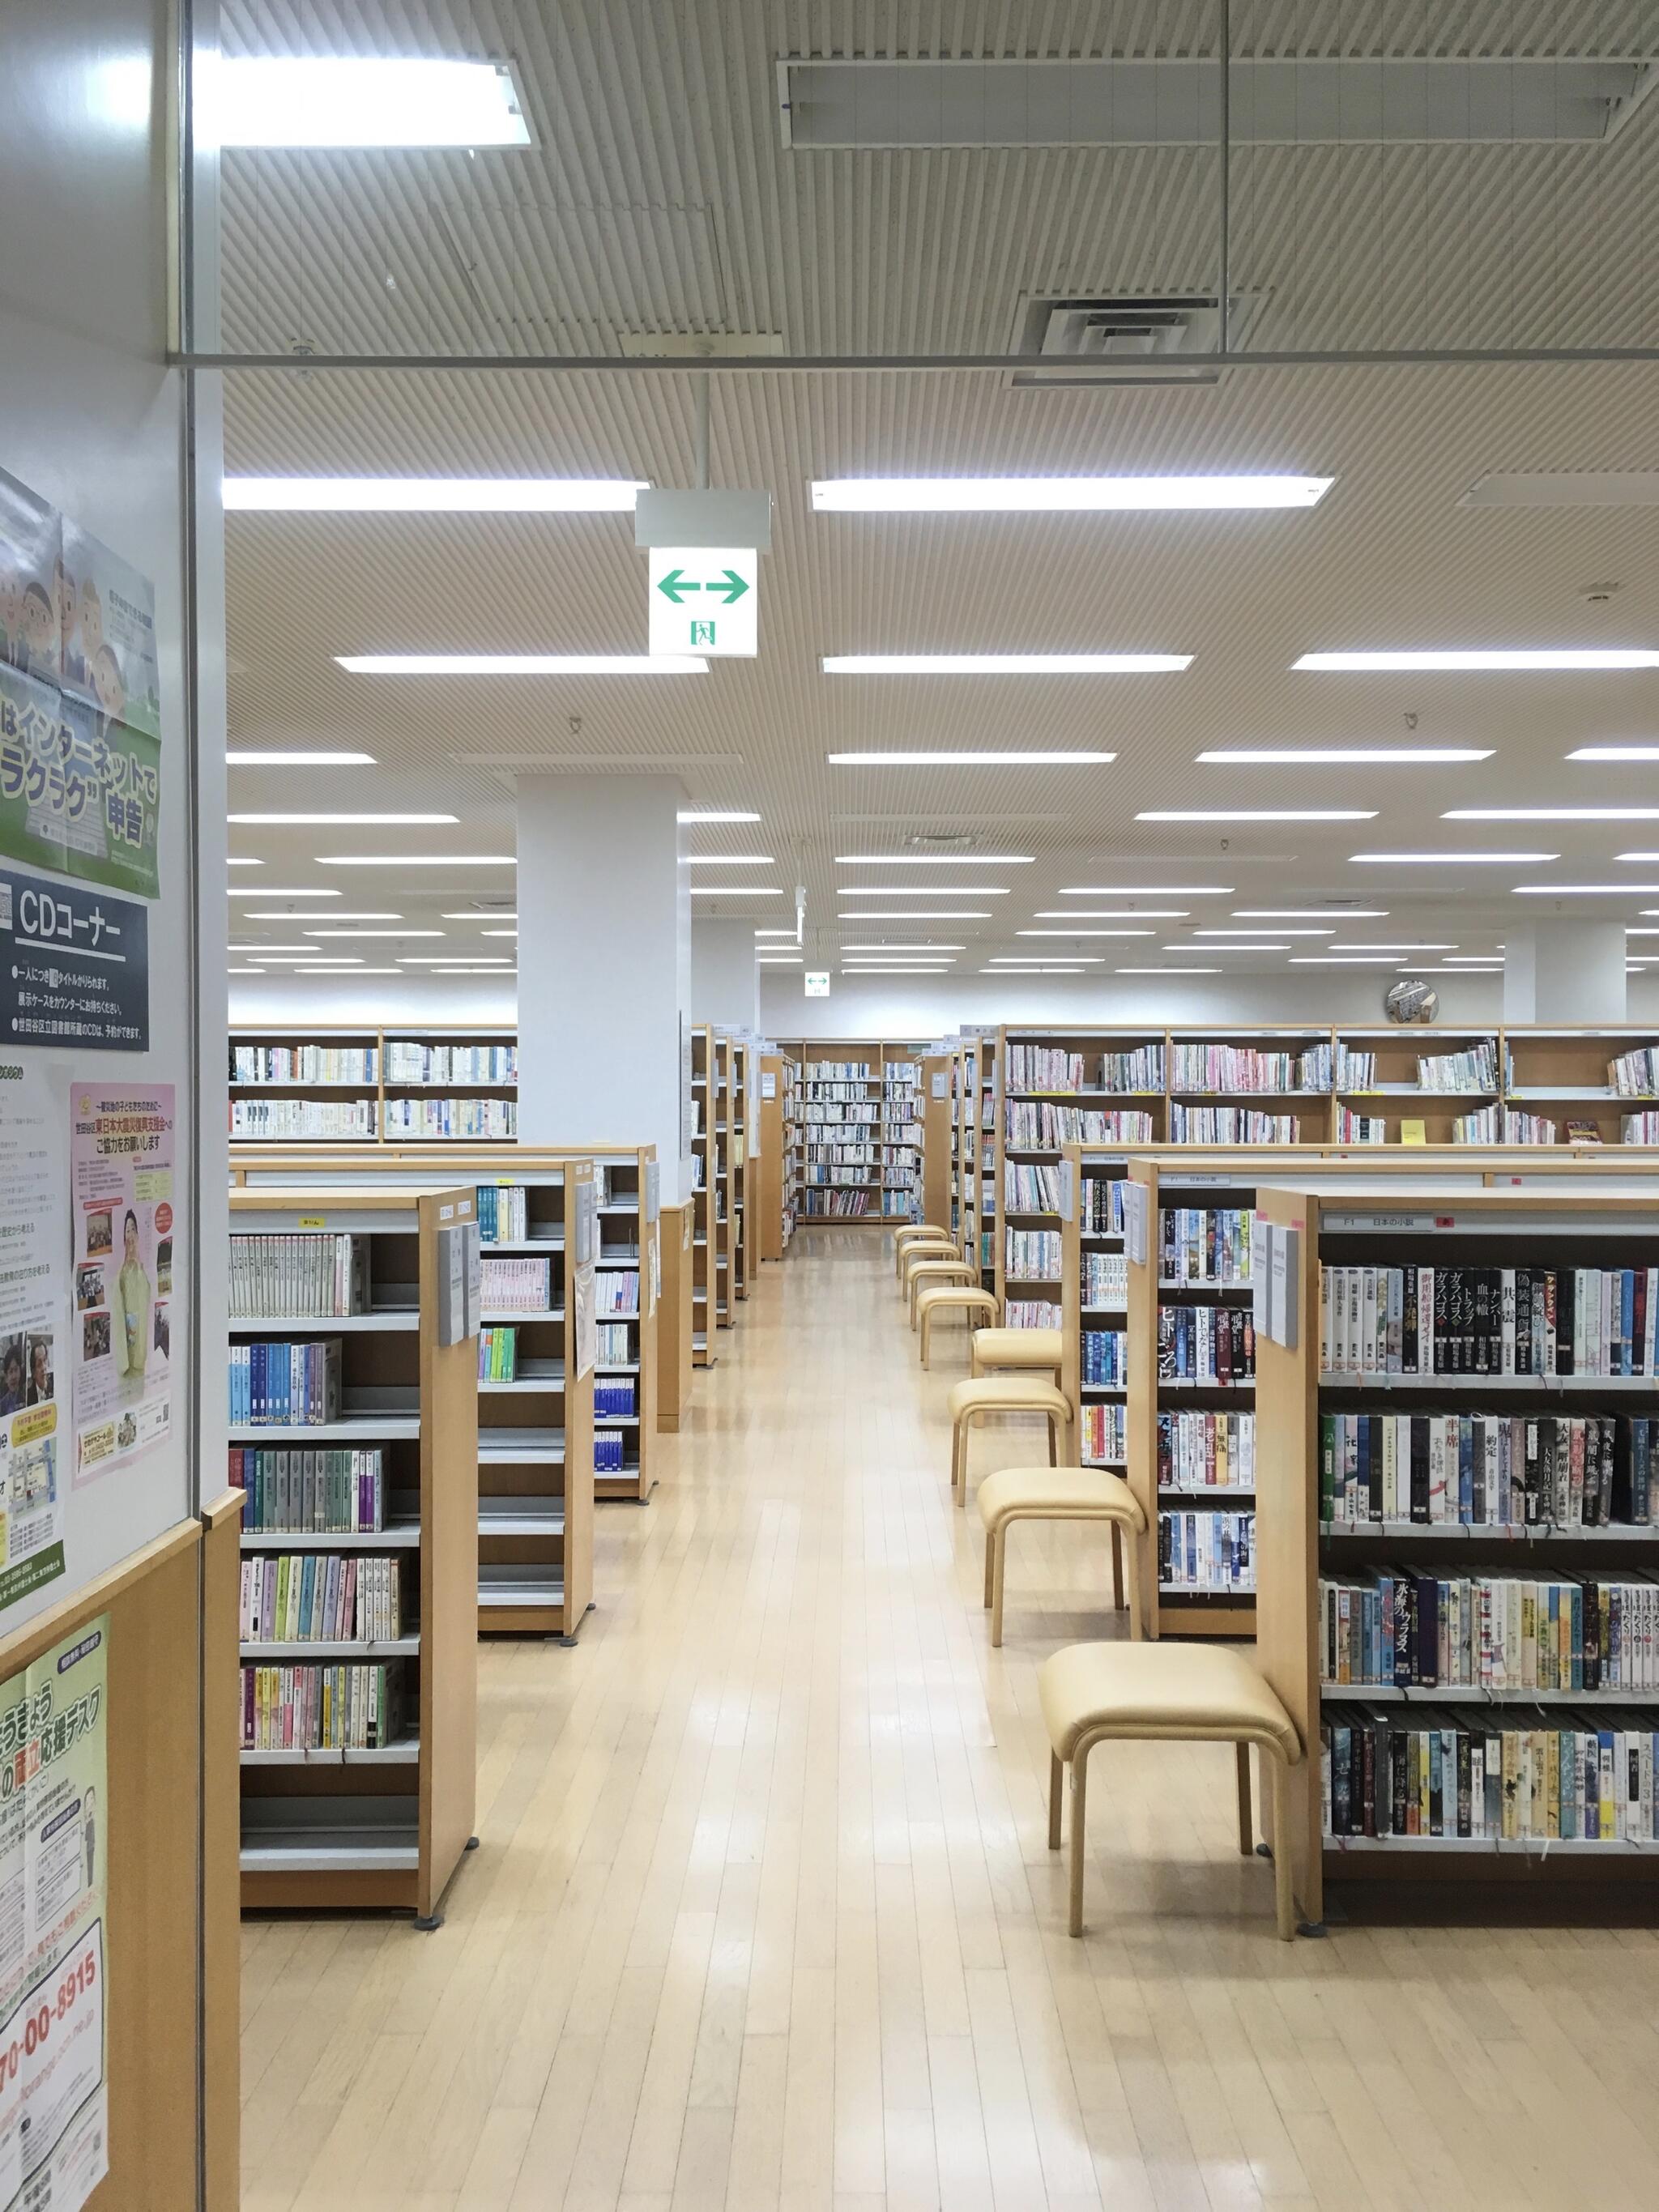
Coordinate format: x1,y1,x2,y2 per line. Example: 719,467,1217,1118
1005,290,1265,387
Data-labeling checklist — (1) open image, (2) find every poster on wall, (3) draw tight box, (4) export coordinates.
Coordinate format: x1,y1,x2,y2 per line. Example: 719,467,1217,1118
56,523,160,743
0,671,160,901
69,1088,175,1485
0,471,60,688
0,867,149,1053
0,1065,69,1619
0,1613,109,2210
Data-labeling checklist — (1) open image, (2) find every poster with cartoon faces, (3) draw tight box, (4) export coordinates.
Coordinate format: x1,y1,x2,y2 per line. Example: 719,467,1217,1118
0,471,61,690
58,523,160,742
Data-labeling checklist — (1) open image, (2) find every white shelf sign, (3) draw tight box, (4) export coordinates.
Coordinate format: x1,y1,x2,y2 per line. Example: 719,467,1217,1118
649,546,758,657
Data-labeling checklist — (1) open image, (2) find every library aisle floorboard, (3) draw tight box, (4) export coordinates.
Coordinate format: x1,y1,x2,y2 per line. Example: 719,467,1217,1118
240,1233,1659,2212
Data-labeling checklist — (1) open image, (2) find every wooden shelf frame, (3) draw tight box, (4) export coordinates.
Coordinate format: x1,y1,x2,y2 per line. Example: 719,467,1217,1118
777,1038,932,1223
759,1051,800,1261
921,1051,954,1231
229,1023,519,1145
1253,1178,1659,1925
690,1025,717,1361
228,1183,480,1923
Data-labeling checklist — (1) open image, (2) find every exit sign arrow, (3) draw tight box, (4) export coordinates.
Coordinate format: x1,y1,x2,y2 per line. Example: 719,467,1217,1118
656,566,750,605
648,544,759,658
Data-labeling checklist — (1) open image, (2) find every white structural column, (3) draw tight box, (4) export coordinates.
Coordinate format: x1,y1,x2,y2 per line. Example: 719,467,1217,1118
517,775,692,1200
692,918,760,1031
1503,921,1627,1022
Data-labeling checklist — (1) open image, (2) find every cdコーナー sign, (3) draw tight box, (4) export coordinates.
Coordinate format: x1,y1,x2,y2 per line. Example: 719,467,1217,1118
0,867,149,1052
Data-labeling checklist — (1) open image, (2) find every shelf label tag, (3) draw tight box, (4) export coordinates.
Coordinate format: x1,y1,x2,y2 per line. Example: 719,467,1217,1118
297,1215,325,1229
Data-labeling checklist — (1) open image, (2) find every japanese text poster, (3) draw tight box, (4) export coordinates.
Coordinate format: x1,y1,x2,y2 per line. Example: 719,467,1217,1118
0,1068,68,1620
0,1615,109,2209
69,1089,174,1485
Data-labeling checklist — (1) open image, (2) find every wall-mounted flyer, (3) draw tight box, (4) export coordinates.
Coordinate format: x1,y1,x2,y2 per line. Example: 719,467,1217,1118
69,1087,175,1485
0,867,150,1051
0,1613,109,2211
0,1065,69,1618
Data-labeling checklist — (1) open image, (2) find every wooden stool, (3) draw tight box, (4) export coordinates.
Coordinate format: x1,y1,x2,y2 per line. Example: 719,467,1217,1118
906,1255,974,1327
917,1284,999,1369
894,1225,953,1279
946,1376,1071,1503
970,1326,1064,1383
976,1466,1145,1646
1038,1641,1303,1939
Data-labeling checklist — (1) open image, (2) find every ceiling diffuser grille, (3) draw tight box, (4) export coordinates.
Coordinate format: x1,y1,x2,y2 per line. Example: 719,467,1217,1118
1005,291,1265,386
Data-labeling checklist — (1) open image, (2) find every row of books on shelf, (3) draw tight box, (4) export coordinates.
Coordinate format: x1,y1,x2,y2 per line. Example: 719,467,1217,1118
594,1379,636,1418
1005,1230,1062,1280
1320,1411,1658,1528
1005,1163,1063,1213
596,1322,633,1363
230,1099,377,1140
229,1341,343,1428
1006,1042,1169,1093
805,1143,878,1165
1172,1042,1333,1093
882,1193,917,1218
806,1167,873,1187
1158,1409,1256,1490
383,1041,515,1084
383,1098,517,1140
1170,1106,1299,1144
801,1102,880,1123
241,1553,405,1644
241,1662,406,1753
1081,1328,1128,1385
596,1271,640,1316
230,1234,368,1319
1081,1177,1128,1234
230,1043,377,1085
1320,1571,1659,1693
1005,1104,1154,1147
1320,1706,1659,1842
1083,1252,1128,1302
1081,1403,1128,1463
804,1066,873,1088
229,1446,387,1533
480,1255,553,1312
804,1189,869,1217
1006,1298,1061,1328
1321,1264,1659,1378
1610,1046,1659,1094
477,1185,535,1243
1158,1302,1256,1384
1159,1510,1255,1593
478,1326,518,1382
595,1434,630,1472
1162,1206,1254,1285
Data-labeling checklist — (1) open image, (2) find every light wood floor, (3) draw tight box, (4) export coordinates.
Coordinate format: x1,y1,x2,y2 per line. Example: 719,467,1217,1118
241,1229,1659,2212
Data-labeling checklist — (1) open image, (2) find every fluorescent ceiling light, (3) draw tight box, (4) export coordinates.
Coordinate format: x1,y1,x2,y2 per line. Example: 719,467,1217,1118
839,885,1009,897
840,943,966,953
245,910,402,922
293,965,402,976
1060,884,1233,897
480,928,518,938
303,928,446,940
1116,966,1220,974
1513,883,1659,895
336,654,706,676
842,965,953,974
835,853,1033,864
1569,745,1659,761
680,810,760,823
1196,926,1333,936
1163,943,1288,953
827,750,1115,765
227,967,263,975
987,954,1104,965
228,812,458,826
227,858,262,867
838,909,991,919
213,56,532,148
981,965,1085,974
228,885,339,897
1350,850,1558,864
1137,808,1377,822
1296,649,1659,671
227,748,377,766
1327,942,1457,951
1195,745,1492,764
227,944,316,955
812,475,1331,512
397,955,514,965
1621,854,1659,862
244,955,364,965
225,477,642,514
824,654,1191,676
1444,807,1659,822
1291,954,1411,965
1017,928,1154,939
754,928,798,937
1034,908,1188,919
692,886,784,897
1233,907,1387,918
315,855,514,867
1410,965,1500,974
442,910,516,921
685,854,775,865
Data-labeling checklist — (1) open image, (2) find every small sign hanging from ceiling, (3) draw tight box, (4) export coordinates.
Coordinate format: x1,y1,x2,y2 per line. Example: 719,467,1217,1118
804,970,830,998
648,546,758,658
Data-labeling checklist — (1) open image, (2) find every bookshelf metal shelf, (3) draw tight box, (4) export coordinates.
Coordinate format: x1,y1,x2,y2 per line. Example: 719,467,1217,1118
241,1636,420,1660
241,1739,421,1767
1320,1519,1659,1543
229,1309,419,1333
241,1523,422,1551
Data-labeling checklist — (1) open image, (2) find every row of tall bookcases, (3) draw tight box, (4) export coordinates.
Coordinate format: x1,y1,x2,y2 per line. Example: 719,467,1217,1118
945,1034,994,1281
995,1024,1659,1321
758,1051,800,1260
690,1027,759,1363
229,1024,519,1144
1251,1177,1659,1924
774,1039,928,1221
1059,1144,1659,1652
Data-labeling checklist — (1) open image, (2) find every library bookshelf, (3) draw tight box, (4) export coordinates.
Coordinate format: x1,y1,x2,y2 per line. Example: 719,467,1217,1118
997,1024,1659,1339
1253,1178,1659,1925
228,1183,479,1924
230,1144,659,1507
689,1025,717,1361
714,1032,737,1330
921,1051,954,1230
731,1036,756,1302
229,1024,518,1144
759,1051,800,1260
778,1039,931,1222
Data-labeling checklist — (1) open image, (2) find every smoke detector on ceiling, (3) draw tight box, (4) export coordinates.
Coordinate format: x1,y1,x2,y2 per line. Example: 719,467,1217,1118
1005,290,1267,387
